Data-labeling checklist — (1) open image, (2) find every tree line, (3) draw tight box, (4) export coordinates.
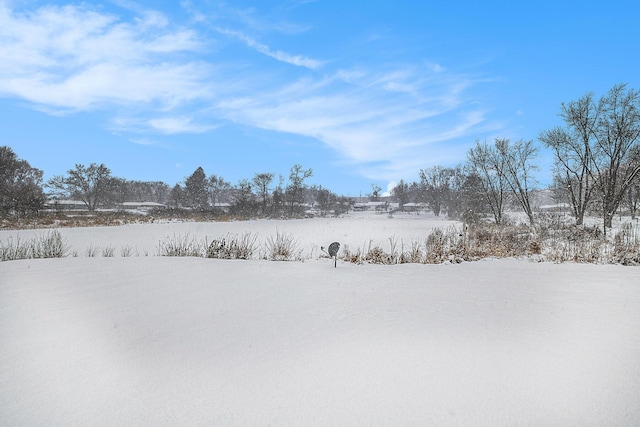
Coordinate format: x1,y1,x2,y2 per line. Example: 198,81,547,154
166,163,349,217
2,83,639,231
387,83,640,233
0,154,349,218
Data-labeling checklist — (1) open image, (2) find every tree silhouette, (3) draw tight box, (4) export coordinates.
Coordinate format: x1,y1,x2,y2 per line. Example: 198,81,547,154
47,163,114,212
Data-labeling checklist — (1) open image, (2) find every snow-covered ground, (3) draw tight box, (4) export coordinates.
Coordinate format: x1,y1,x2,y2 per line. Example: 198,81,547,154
2,213,640,425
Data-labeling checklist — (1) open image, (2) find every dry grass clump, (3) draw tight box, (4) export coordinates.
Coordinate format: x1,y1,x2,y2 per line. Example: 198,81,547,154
364,245,395,264
339,239,400,265
263,230,302,261
0,230,69,261
423,226,469,263
157,234,205,257
463,223,541,260
399,240,423,264
612,222,640,265
540,220,609,263
340,244,363,264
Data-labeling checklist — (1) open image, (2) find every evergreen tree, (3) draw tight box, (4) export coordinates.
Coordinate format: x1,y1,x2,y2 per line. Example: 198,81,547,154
184,167,209,209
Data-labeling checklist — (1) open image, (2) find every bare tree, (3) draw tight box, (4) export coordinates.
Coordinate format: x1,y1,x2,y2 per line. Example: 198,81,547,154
496,138,539,224
368,184,382,201
443,165,467,220
207,174,232,210
232,179,255,216
253,172,274,215
169,184,184,208
391,179,410,210
314,186,340,216
591,84,640,232
121,180,170,204
419,166,452,216
542,84,640,232
286,164,313,215
271,175,285,216
623,178,640,219
539,93,599,225
459,170,490,223
0,146,45,217
47,163,114,212
466,140,508,224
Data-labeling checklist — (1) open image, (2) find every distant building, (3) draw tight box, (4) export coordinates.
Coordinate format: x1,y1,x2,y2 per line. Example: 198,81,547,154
352,201,396,212
402,202,429,212
46,199,88,211
120,202,167,211
212,202,231,213
539,202,571,212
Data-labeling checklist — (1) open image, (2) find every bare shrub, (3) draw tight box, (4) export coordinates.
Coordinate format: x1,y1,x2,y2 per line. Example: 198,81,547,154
206,233,258,260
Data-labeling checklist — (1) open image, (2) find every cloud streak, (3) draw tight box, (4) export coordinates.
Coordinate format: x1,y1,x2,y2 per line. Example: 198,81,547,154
215,27,323,69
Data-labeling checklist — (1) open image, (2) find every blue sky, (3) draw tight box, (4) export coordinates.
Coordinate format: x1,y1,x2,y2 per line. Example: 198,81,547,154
1,0,638,196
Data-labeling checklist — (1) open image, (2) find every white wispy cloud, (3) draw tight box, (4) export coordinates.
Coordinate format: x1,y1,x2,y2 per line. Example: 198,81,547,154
129,137,156,146
217,66,499,180
110,115,216,135
215,27,323,69
0,2,210,114
147,117,217,134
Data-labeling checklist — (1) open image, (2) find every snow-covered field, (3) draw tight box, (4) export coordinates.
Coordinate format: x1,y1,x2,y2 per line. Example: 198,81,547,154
2,213,640,425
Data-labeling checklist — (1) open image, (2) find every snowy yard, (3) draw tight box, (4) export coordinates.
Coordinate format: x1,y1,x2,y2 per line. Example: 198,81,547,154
2,213,640,425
